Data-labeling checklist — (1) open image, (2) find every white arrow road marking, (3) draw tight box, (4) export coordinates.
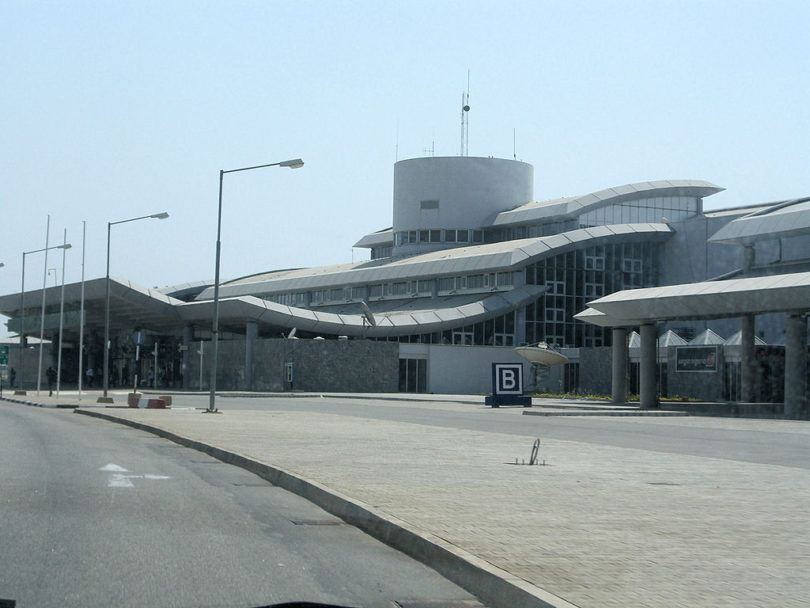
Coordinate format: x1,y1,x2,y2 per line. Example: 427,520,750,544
100,464,171,488
99,464,130,472
109,474,135,488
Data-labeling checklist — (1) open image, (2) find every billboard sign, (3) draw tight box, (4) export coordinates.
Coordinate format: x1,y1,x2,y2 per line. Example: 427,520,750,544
676,346,718,372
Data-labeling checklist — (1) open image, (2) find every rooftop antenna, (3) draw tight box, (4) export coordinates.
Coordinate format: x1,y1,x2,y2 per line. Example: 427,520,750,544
460,71,470,156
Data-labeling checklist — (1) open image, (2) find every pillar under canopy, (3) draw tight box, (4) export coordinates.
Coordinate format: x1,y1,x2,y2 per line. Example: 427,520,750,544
611,327,628,403
640,323,659,409
740,315,755,402
784,313,806,419
182,324,193,390
245,320,258,391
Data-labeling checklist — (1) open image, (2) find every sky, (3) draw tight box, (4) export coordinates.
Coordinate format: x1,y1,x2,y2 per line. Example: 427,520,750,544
1,0,808,336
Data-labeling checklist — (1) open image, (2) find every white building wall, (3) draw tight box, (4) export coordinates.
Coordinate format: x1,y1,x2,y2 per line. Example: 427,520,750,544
393,156,533,256
420,344,531,394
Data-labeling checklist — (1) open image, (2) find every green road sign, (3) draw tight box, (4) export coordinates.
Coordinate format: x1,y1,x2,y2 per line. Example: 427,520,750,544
0,345,8,365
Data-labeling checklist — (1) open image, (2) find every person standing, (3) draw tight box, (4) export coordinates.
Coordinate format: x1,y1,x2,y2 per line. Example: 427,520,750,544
86,366,94,388
46,366,57,396
9,368,15,388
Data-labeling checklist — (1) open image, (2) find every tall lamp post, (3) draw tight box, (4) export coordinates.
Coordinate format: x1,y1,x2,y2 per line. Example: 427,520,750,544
19,244,71,393
207,158,304,413
101,212,169,402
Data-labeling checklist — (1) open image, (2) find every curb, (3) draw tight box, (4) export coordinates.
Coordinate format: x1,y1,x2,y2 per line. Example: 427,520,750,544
73,408,578,608
523,409,689,417
0,395,75,408
138,390,487,406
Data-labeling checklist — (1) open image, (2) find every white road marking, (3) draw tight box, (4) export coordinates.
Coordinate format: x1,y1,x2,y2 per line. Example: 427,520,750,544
101,464,171,487
108,474,135,488
99,464,130,472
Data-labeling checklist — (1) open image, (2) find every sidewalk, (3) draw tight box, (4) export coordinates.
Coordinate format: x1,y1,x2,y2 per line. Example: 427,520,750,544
6,391,810,608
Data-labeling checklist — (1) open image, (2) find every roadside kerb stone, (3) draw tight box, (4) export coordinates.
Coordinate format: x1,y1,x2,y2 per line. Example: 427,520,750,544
74,407,575,608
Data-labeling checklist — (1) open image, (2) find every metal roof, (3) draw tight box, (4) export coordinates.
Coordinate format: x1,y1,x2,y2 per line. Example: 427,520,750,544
198,223,673,300
353,227,393,248
179,285,545,337
491,180,723,227
708,196,810,245
0,277,184,340
576,271,810,326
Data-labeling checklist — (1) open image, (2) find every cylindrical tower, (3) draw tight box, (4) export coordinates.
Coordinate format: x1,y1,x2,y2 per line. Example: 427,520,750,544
392,156,533,256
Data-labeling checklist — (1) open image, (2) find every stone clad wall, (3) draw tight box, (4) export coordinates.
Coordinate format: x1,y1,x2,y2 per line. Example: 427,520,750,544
190,338,399,393
578,347,612,396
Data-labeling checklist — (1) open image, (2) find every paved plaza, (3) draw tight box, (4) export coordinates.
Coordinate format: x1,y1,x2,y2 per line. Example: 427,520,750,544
5,391,809,608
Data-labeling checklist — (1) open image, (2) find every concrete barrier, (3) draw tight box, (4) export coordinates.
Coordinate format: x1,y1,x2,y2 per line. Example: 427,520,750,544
127,395,167,409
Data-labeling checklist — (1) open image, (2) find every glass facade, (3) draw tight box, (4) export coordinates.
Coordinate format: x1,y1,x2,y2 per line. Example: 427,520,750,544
374,311,516,346
266,272,515,307
525,242,659,348
484,196,700,244
578,196,699,227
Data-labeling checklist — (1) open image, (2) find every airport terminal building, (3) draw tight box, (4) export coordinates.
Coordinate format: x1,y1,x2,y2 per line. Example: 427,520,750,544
2,156,809,410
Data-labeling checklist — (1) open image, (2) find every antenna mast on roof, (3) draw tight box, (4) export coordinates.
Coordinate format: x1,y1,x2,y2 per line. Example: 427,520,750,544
460,71,470,156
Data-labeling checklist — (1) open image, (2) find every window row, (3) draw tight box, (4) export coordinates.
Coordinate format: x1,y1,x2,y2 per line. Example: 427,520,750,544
578,196,699,227
484,220,577,243
370,246,392,260
436,271,514,293
373,312,516,347
267,272,516,307
394,229,485,247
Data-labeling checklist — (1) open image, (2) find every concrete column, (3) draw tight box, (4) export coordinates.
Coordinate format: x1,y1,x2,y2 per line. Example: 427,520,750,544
611,327,628,403
784,313,806,419
182,324,193,390
640,323,659,409
740,315,755,402
742,245,755,273
245,320,258,391
515,307,527,346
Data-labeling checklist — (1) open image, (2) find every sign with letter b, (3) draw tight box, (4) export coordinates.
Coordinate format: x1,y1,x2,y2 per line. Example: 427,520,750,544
492,363,523,395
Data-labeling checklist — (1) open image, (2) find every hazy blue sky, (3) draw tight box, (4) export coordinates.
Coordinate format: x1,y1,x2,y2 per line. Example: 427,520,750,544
1,0,808,336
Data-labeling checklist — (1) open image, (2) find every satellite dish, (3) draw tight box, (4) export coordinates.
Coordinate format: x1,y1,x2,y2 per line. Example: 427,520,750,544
287,327,297,339
360,300,377,327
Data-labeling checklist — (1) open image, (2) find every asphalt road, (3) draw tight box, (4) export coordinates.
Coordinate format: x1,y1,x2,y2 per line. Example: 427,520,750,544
172,395,810,470
0,404,482,608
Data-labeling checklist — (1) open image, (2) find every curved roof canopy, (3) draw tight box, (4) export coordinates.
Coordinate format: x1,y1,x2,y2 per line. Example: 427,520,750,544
200,223,673,300
576,271,810,326
491,180,723,227
354,180,722,247
709,196,810,245
353,227,393,248
181,285,545,337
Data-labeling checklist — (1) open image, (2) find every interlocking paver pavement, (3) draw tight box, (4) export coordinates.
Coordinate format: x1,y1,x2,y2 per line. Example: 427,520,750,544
8,392,810,607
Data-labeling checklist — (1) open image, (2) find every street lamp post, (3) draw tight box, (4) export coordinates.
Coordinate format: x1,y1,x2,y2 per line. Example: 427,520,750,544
101,212,169,402
19,243,71,394
56,230,68,397
207,158,304,413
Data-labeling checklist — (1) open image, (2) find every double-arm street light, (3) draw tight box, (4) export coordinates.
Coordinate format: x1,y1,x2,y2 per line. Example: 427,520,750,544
102,212,169,401
207,158,304,413
19,243,71,393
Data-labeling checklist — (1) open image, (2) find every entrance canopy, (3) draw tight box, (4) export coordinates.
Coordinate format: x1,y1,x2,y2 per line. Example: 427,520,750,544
576,271,810,326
